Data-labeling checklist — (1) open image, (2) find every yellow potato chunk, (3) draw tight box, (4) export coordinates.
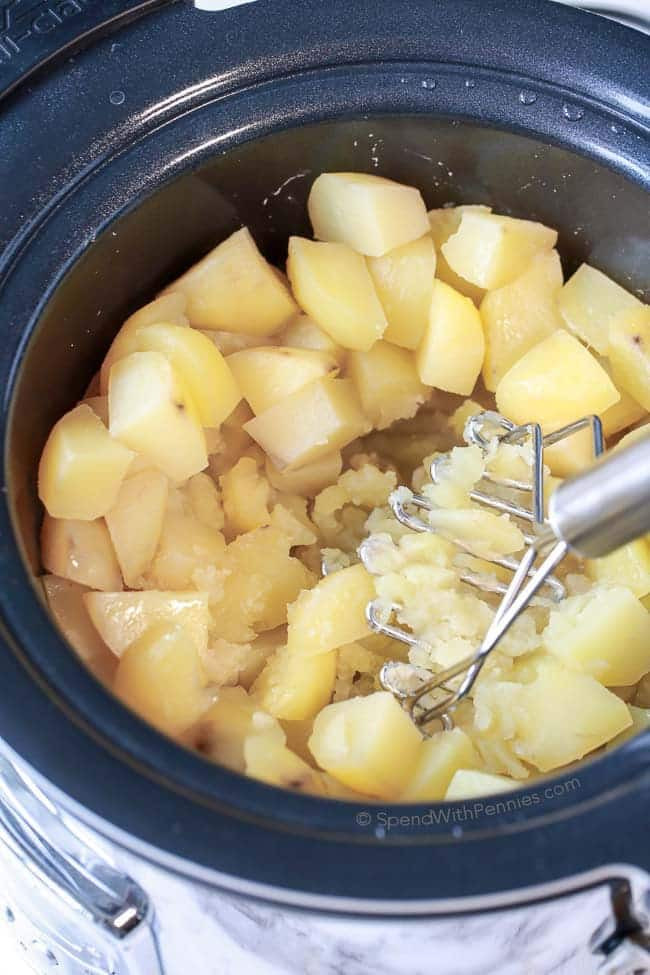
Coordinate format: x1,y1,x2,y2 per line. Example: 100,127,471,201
445,769,517,800
163,227,298,335
265,451,342,497
308,172,429,257
495,331,619,428
252,646,337,720
245,736,324,794
308,691,422,799
199,329,274,356
38,404,134,521
219,457,271,537
543,586,650,686
185,472,224,532
81,395,109,425
226,346,338,415
149,510,226,590
41,515,123,592
598,356,646,436
42,576,116,682
114,623,209,736
348,340,427,429
586,539,650,599
608,305,650,411
617,422,650,452
442,210,557,290
105,470,168,587
367,235,436,349
401,728,478,801
191,685,285,772
99,292,188,391
287,237,387,351
84,590,210,656
607,705,650,749
286,563,375,656
416,280,485,395
428,205,491,305
281,315,345,362
244,377,370,471
480,250,564,391
558,263,642,354
108,351,207,484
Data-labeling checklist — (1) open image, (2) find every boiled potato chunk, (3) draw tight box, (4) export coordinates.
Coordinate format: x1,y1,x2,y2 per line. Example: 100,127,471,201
105,470,168,587
245,736,324,794
114,623,209,736
252,646,337,720
286,564,375,656
543,586,650,686
308,172,429,257
41,515,123,592
608,305,650,411
42,575,117,682
480,250,564,391
598,356,646,436
367,235,436,349
38,404,134,520
558,263,642,354
163,227,298,335
416,280,485,395
511,654,631,771
199,329,274,357
348,340,428,429
84,590,210,656
244,377,370,471
586,539,650,599
495,331,619,428
219,457,271,537
607,705,650,749
308,691,422,798
281,315,345,362
265,451,342,497
445,769,516,800
108,351,207,484
191,686,285,772
226,346,338,415
287,237,387,351
185,472,224,532
401,728,477,801
149,511,226,590
428,205,491,305
441,210,557,290
617,422,650,452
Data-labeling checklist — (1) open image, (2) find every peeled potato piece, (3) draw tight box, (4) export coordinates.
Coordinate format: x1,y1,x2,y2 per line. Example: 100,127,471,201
41,515,123,592
163,227,298,335
308,172,429,257
428,205,491,305
281,315,345,363
287,237,388,351
367,235,436,349
608,305,650,411
416,280,485,395
84,590,210,656
190,685,285,772
286,563,375,657
105,470,168,587
265,451,343,497
445,769,516,800
245,736,325,794
252,646,337,720
401,728,478,801
226,346,339,415
586,540,650,599
38,404,134,521
42,575,117,682
558,263,642,354
348,340,428,429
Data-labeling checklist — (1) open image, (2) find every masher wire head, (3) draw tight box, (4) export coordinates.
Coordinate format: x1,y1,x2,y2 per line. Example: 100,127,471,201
363,411,605,729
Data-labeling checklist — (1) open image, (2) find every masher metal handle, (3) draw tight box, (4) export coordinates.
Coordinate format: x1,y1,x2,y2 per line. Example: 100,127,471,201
549,432,650,559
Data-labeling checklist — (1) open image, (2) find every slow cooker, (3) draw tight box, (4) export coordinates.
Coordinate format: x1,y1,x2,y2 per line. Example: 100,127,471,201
0,1,649,972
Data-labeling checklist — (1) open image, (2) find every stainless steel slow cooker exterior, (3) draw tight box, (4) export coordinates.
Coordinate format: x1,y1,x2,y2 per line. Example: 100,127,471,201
0,1,649,972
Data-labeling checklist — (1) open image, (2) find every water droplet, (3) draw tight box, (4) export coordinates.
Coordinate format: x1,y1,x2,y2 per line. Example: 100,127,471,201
610,123,621,134
421,79,437,90
464,79,476,89
109,90,125,106
562,103,584,121
399,77,406,84
519,90,537,106
5,908,14,924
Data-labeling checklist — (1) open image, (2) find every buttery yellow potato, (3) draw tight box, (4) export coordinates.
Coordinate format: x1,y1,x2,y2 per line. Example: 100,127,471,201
445,769,516,800
219,457,271,537
495,331,620,429
84,589,210,656
367,235,436,349
81,395,109,426
244,377,370,471
42,575,117,682
416,280,485,395
281,315,345,362
245,736,324,794
185,472,224,532
226,346,338,415
199,329,274,356
265,451,343,497
480,250,564,391
428,205,491,305
41,515,123,592
38,404,134,521
401,728,478,801
114,623,209,736
191,686,285,772
105,470,168,587
543,586,650,686
270,496,318,547
286,563,375,656
308,172,429,257
252,646,337,720
348,340,428,429
607,705,650,749
558,263,642,354
608,305,650,411
99,292,189,391
308,691,422,799
149,510,226,590
441,210,557,290
287,237,387,351
108,351,207,484
586,540,650,599
163,227,298,335
597,357,646,436
617,422,650,452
